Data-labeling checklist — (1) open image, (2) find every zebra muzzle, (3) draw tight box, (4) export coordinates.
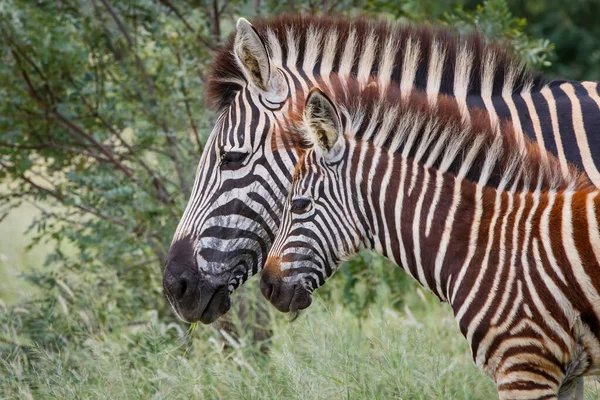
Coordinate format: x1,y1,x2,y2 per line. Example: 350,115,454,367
163,264,231,324
163,237,232,324
260,267,312,313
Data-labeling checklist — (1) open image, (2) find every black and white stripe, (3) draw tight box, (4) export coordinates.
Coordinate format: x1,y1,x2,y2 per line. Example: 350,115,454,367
165,16,600,325
263,84,600,399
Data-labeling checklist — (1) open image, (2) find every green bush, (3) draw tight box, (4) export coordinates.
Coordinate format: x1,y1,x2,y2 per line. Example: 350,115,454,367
0,0,585,398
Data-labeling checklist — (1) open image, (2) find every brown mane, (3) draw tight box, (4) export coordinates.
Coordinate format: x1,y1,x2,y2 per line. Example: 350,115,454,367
283,76,591,192
206,14,547,111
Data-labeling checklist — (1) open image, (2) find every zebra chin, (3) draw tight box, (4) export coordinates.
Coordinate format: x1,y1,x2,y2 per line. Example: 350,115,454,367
260,258,313,313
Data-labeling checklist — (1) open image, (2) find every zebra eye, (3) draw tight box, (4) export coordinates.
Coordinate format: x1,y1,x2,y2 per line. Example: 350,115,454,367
291,198,312,214
220,151,248,167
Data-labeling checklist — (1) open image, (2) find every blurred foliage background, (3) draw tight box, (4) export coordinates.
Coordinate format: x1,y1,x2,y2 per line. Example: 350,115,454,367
1,0,598,398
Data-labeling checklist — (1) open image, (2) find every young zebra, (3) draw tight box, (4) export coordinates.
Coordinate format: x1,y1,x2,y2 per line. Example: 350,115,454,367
162,15,600,326
261,79,600,399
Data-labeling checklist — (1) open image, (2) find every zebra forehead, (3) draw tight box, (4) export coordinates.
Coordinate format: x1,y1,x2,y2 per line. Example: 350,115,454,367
205,14,546,112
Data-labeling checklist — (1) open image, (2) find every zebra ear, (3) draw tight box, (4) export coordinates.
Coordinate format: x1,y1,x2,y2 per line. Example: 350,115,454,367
234,18,286,101
304,88,342,159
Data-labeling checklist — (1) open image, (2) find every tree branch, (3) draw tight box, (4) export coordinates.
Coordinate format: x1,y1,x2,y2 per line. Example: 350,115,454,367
0,160,128,228
11,49,136,180
74,88,175,205
158,0,194,34
209,0,221,43
173,42,203,154
99,0,156,96
1,28,57,106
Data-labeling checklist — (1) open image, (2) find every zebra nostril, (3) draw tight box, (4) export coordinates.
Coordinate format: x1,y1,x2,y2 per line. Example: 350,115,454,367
265,284,273,300
166,272,195,302
260,274,275,300
178,278,188,299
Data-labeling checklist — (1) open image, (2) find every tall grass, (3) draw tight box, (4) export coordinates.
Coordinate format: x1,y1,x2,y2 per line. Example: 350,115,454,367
1,291,495,399
5,290,600,399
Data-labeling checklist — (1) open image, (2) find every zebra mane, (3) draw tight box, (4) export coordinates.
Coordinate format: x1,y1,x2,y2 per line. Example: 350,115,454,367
286,77,591,192
206,14,547,111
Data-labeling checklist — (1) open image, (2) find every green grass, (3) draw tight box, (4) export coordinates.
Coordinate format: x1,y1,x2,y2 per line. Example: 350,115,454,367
1,294,495,399
5,291,600,399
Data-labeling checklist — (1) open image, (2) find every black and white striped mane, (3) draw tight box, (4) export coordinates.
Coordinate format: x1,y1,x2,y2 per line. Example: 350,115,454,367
206,15,547,111
287,78,591,193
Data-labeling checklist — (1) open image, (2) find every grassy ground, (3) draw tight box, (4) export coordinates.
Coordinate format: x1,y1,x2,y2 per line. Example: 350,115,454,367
2,294,496,399
3,285,600,400
5,291,600,399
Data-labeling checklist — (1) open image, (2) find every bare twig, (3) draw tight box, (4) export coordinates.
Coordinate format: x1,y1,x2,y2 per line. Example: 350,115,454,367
209,0,221,43
74,90,175,205
158,0,194,34
2,28,57,106
88,19,189,196
322,0,329,15
0,141,112,164
173,42,203,154
11,50,136,180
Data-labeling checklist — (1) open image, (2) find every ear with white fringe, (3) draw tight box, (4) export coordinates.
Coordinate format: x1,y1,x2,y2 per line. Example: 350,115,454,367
304,88,343,162
234,18,287,103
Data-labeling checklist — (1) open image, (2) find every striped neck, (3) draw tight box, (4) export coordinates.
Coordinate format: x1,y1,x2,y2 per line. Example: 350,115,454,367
338,136,600,387
348,139,600,310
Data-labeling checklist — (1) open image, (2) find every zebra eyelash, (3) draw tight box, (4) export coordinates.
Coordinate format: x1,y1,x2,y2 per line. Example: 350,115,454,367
220,151,249,167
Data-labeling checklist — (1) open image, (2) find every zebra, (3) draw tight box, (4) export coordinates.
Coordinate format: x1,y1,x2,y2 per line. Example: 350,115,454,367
162,15,600,325
260,77,600,400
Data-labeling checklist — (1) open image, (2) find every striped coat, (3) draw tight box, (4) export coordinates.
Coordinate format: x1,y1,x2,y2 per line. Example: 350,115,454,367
262,79,600,400
163,16,600,329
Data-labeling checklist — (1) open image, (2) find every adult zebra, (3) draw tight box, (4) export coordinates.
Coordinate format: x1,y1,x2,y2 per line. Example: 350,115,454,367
162,15,600,324
261,79,599,400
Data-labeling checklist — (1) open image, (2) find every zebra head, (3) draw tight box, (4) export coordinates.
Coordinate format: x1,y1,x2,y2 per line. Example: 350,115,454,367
163,19,294,324
261,89,364,313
